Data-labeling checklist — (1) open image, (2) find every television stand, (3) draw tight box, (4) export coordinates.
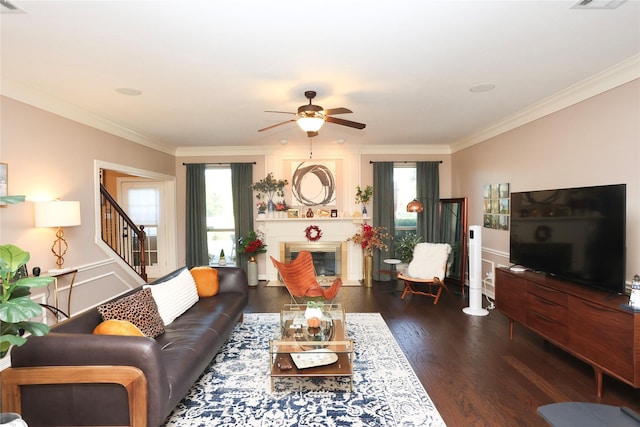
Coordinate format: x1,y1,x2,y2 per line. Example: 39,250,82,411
495,268,639,397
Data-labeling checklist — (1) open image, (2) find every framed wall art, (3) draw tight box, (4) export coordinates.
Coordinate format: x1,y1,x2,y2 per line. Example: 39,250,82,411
283,159,342,207
483,183,510,230
0,163,7,198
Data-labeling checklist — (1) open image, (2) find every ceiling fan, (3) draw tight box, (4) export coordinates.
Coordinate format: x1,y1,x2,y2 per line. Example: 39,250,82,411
258,90,366,137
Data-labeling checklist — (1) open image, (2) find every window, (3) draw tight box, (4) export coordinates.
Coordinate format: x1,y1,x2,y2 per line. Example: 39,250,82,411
393,164,417,239
126,187,159,267
205,167,236,265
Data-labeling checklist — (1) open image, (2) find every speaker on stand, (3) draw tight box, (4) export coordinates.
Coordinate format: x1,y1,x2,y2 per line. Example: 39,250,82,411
463,225,489,316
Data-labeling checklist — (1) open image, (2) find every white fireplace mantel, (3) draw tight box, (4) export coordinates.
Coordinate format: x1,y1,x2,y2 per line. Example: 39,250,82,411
256,217,366,282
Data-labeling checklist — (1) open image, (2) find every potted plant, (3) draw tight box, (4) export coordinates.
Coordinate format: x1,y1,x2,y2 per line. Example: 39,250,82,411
237,230,267,287
393,232,422,271
250,173,289,214
0,244,54,358
348,222,389,287
355,185,373,216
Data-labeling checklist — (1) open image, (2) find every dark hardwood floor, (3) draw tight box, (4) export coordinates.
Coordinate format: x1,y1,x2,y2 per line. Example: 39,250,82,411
246,280,640,426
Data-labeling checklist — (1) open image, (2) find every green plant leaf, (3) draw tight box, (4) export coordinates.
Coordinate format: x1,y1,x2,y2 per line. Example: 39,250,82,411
19,320,50,337
0,244,30,273
0,334,27,358
0,195,26,205
0,296,44,322
15,276,54,288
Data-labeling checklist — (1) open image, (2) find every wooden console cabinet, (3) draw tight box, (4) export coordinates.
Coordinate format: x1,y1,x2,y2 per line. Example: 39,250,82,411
495,267,639,397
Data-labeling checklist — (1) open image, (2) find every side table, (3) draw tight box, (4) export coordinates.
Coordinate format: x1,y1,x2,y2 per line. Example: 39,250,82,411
41,268,78,320
378,259,402,294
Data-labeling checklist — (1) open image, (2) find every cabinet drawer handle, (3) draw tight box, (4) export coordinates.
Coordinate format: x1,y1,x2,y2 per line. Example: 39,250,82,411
532,283,561,294
534,312,558,324
535,296,559,306
580,299,617,313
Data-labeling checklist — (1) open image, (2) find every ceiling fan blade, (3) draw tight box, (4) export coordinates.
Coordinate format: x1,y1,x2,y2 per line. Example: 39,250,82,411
325,116,366,130
265,110,296,115
322,107,352,115
258,120,295,132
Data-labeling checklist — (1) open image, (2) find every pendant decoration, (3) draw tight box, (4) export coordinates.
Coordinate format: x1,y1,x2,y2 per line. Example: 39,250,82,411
304,225,322,242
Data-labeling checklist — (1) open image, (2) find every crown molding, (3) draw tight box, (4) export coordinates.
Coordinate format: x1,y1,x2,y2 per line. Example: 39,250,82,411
175,143,452,158
1,80,177,156
450,54,640,153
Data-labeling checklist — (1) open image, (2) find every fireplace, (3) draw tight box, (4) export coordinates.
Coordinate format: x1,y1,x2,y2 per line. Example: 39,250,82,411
280,241,347,284
257,217,362,282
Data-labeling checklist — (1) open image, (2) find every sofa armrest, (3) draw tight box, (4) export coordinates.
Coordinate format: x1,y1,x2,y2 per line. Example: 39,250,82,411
218,266,249,294
10,333,169,424
1,365,147,427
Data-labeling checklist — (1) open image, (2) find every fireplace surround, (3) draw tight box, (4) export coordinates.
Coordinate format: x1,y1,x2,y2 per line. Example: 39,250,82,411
257,217,362,283
280,241,347,283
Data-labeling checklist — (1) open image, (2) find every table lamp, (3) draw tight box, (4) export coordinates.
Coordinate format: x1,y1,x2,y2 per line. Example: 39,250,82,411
34,200,81,272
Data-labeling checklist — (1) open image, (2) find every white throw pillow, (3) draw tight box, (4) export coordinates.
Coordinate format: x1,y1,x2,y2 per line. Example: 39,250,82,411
144,269,199,326
407,243,452,279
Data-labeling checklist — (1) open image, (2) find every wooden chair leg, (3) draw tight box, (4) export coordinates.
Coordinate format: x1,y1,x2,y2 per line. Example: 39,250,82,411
401,280,410,299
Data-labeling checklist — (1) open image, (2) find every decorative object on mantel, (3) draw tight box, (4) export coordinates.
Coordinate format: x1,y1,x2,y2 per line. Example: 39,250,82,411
348,222,389,287
257,201,267,219
355,185,373,217
275,200,289,218
0,244,54,358
305,225,322,242
306,208,314,218
250,173,289,218
237,230,267,287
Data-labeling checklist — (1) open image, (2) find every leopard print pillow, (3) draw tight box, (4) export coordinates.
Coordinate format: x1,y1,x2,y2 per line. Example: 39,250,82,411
97,288,165,338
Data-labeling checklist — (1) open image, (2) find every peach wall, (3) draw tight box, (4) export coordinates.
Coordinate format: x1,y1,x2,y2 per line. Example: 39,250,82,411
453,79,640,286
0,96,176,312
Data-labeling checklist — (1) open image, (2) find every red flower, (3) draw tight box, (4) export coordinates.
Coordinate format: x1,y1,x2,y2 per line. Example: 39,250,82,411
348,222,389,253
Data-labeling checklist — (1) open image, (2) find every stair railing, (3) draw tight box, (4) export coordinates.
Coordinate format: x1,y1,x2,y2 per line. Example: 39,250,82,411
99,184,147,281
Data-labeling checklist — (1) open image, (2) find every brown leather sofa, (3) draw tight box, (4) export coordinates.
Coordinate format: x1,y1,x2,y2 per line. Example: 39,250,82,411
4,266,249,427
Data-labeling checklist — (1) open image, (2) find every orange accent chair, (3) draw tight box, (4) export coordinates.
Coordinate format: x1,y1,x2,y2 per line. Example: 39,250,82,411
270,250,343,303
397,242,452,304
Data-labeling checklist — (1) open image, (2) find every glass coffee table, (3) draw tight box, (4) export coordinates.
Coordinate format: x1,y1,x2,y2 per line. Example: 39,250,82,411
270,303,354,391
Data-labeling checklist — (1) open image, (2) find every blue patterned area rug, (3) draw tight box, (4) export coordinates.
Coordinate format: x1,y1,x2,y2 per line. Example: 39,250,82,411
164,313,446,426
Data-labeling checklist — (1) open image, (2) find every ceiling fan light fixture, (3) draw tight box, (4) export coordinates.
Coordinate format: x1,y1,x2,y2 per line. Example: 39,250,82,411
296,116,324,133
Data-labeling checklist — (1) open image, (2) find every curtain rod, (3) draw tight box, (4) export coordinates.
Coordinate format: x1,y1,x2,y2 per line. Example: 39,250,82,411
182,162,256,165
369,160,443,164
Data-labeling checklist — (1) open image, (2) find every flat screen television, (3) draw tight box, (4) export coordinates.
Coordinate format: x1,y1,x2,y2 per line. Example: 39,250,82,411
509,184,626,294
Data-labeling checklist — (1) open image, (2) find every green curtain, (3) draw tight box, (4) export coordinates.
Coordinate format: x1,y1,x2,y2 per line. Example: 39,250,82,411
373,162,395,281
185,164,208,268
416,161,440,243
231,163,254,271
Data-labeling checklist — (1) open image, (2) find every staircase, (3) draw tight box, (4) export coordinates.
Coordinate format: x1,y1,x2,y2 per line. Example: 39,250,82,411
99,184,147,281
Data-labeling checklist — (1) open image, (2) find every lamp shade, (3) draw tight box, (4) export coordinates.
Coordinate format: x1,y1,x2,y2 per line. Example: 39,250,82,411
35,200,81,228
406,198,424,213
296,116,324,133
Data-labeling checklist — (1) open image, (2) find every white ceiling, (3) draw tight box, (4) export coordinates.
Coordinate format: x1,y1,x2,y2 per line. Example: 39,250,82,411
1,0,639,154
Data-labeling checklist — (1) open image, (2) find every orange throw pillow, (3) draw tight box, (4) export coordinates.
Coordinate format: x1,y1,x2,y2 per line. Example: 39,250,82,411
93,319,145,336
190,267,219,297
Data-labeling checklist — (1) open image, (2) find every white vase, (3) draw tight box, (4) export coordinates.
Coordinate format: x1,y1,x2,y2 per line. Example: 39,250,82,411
247,257,259,287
